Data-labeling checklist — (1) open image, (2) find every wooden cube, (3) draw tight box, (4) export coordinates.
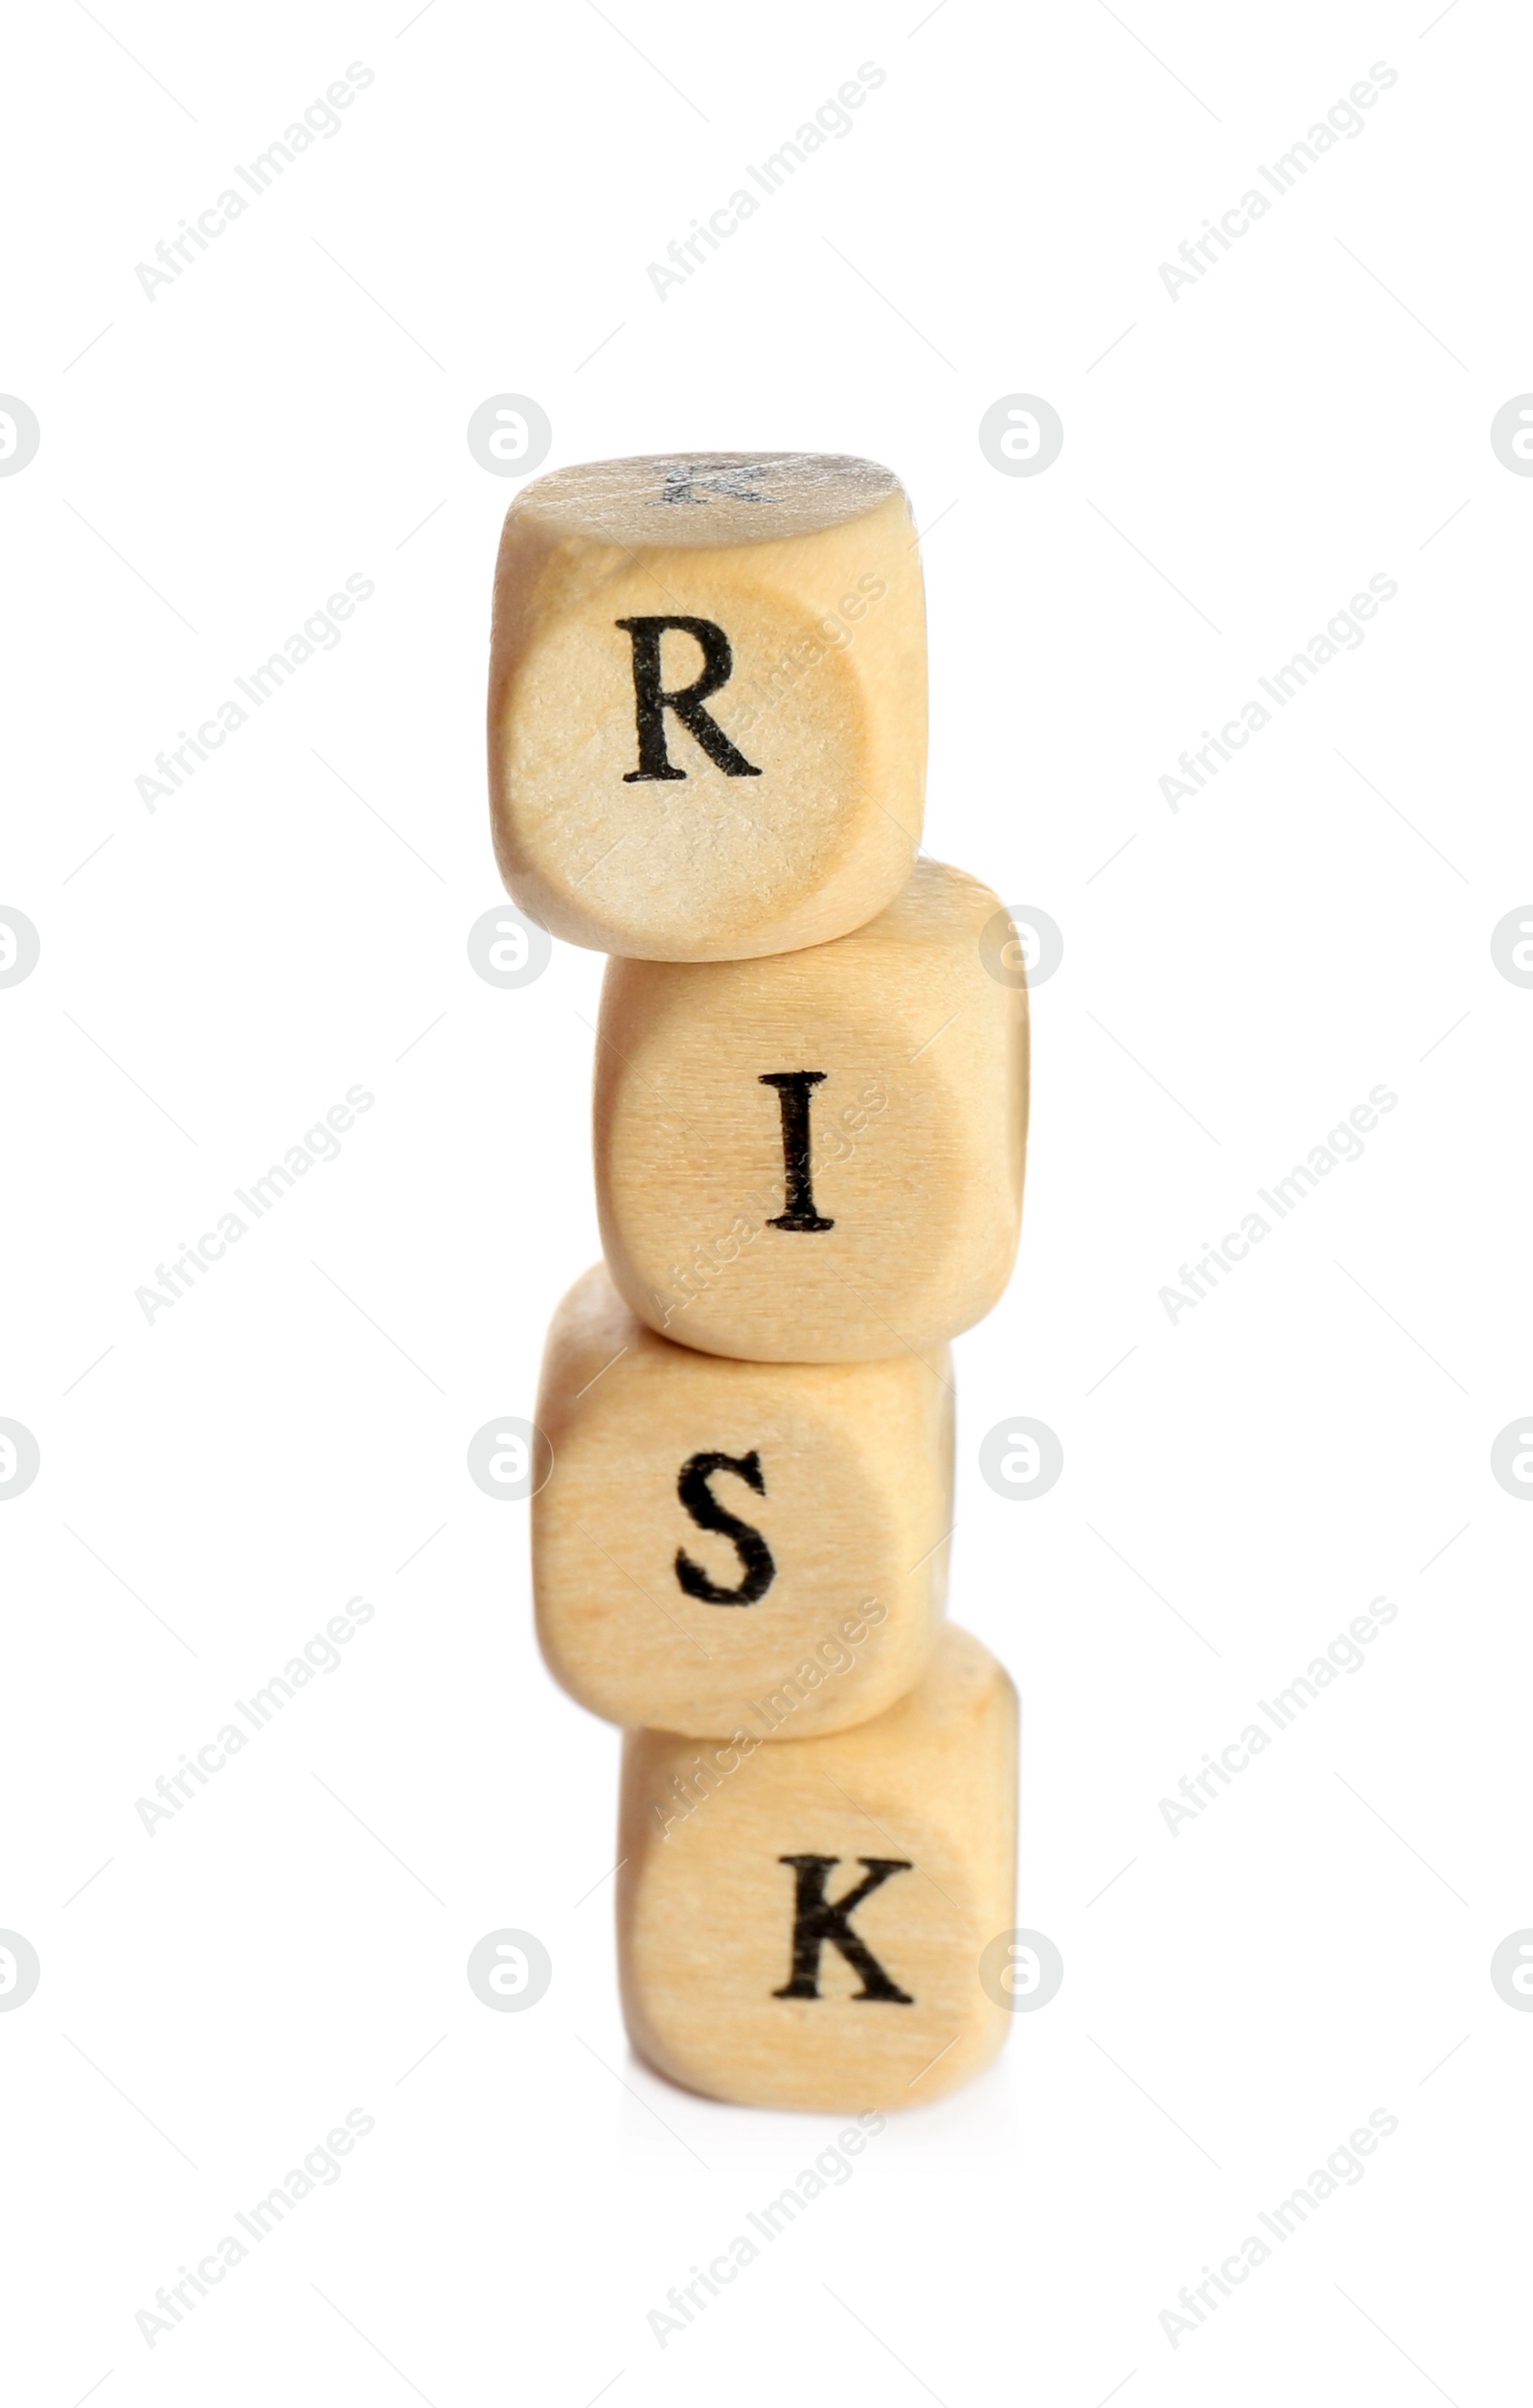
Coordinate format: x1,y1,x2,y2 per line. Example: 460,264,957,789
617,1625,1018,2112
487,451,926,962
594,858,1029,1363
533,1265,951,1739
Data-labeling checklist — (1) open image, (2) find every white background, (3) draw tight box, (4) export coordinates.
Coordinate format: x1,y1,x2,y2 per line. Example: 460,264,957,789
3,1,1529,2400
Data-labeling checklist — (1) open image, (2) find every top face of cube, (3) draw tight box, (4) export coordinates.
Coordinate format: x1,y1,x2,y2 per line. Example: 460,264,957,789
502,450,903,548
487,451,927,962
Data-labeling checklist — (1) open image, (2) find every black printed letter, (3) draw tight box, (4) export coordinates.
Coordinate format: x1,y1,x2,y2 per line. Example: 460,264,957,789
648,463,781,508
772,1856,914,2002
760,1071,834,1231
675,1449,776,1606
615,615,762,783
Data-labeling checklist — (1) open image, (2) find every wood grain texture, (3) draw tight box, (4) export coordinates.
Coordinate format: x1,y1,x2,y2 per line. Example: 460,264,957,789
617,1624,1018,2112
533,1264,951,1739
487,451,926,961
595,858,1029,1362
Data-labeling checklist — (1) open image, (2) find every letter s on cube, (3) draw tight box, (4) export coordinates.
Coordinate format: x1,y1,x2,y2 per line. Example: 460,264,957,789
532,1264,952,1738
486,451,927,961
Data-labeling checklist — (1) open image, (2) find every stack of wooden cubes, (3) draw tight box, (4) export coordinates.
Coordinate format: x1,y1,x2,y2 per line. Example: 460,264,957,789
487,452,1029,2112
